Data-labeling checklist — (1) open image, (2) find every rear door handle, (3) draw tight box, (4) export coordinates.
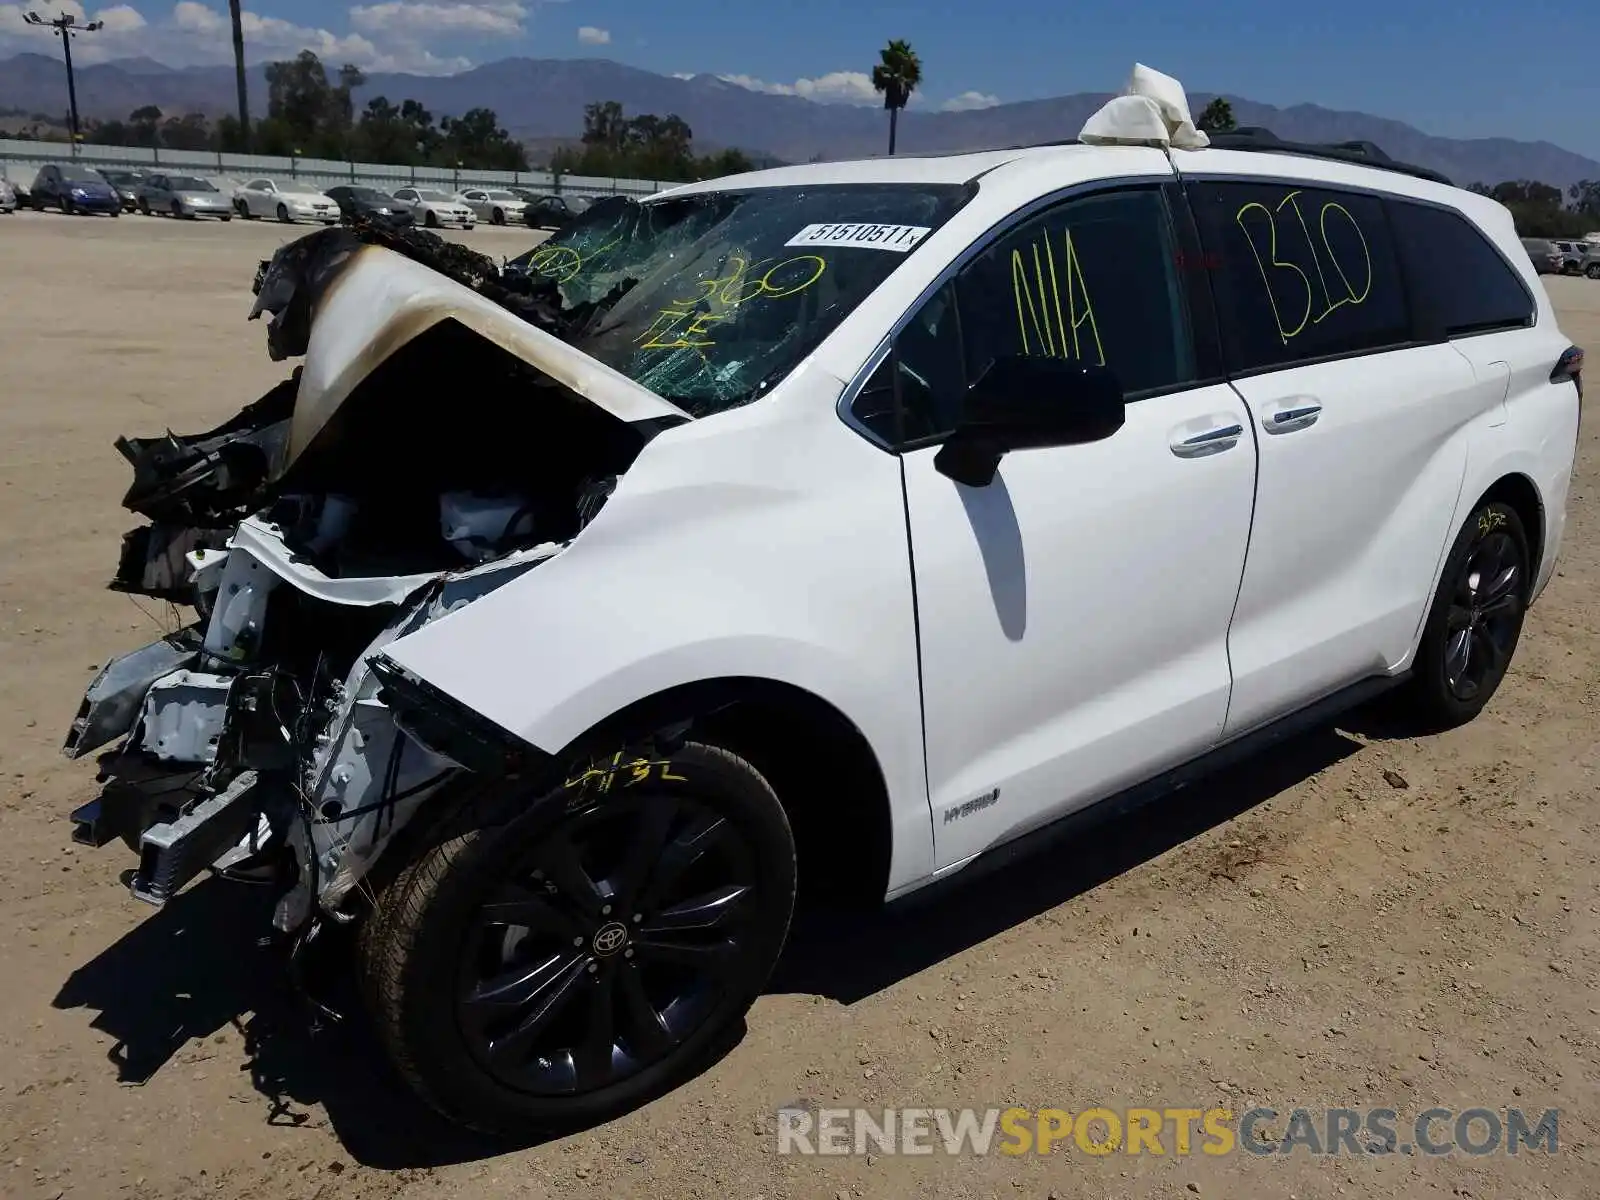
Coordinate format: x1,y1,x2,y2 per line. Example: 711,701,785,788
1264,402,1322,433
1170,423,1244,458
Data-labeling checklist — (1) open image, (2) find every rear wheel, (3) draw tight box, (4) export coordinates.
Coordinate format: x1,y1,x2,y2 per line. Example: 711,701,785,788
358,741,797,1135
1587,263,1600,280
1402,499,1530,729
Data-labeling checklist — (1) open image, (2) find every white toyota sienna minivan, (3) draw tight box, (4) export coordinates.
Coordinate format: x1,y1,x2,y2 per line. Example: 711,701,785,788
63,67,1583,1134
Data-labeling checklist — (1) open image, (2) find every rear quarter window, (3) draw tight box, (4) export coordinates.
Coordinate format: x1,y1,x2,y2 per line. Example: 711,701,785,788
1387,201,1534,337
1187,181,1411,373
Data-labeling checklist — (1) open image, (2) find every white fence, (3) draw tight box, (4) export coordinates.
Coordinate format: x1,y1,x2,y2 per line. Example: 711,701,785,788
0,138,665,198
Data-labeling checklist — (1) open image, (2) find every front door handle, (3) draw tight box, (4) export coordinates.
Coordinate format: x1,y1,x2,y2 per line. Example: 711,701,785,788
1170,423,1244,458
1265,402,1322,433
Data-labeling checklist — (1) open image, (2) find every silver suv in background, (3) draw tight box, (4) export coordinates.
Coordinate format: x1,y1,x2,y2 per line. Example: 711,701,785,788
1521,237,1562,274
1551,240,1589,274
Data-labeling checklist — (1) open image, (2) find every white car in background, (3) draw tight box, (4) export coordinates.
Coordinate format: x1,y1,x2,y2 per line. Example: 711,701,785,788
232,178,340,224
458,187,528,226
0,176,16,213
391,186,476,229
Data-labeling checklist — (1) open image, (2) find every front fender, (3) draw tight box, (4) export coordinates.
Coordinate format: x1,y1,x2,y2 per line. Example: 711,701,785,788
379,379,935,893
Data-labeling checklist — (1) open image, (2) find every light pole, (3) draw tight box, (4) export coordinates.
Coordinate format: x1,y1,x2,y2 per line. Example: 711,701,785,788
23,11,104,145
227,0,249,150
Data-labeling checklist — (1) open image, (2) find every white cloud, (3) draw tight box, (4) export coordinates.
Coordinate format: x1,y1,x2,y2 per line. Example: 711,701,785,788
940,90,1000,112
576,24,608,45
170,0,222,33
720,70,881,106
350,2,528,39
1,1,481,73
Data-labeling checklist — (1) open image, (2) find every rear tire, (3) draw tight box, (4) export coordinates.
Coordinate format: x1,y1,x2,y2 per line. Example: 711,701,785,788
357,741,796,1136
1401,499,1530,730
1587,263,1600,280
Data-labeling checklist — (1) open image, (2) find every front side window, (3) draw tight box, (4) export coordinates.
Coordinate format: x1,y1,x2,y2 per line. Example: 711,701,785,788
855,186,1197,445
513,183,969,416
1387,201,1534,336
1187,181,1409,372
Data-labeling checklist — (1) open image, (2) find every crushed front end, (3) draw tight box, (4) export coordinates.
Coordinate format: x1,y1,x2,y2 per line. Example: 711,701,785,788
62,213,681,942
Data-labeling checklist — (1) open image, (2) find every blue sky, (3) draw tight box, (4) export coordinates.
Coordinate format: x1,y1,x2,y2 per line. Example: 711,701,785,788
4,0,1598,158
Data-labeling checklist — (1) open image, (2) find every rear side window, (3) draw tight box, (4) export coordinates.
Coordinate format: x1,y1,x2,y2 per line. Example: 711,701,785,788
1188,181,1410,372
1387,201,1534,337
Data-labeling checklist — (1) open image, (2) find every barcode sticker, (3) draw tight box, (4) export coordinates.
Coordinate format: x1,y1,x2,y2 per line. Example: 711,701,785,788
784,223,932,252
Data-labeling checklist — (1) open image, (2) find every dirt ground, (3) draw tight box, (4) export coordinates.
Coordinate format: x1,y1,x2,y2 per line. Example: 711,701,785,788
0,208,1596,1200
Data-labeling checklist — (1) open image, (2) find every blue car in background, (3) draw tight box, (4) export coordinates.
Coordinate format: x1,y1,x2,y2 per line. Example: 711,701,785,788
29,163,122,216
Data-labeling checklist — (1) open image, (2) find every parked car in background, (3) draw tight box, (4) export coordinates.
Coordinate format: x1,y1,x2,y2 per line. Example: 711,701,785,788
391,186,475,229
137,173,233,220
522,193,578,230
1521,237,1561,274
0,176,16,214
458,187,528,226
137,174,233,220
29,163,121,216
98,168,146,212
325,185,414,225
1550,240,1587,274
232,178,339,224
1578,242,1600,279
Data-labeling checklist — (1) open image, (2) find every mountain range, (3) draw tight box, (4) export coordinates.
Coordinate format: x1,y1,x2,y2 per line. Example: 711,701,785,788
2,52,1597,189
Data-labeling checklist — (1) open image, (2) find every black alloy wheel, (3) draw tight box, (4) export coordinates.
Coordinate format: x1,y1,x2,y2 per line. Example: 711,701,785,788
360,741,796,1135
1406,500,1530,728
458,790,759,1096
1442,526,1524,703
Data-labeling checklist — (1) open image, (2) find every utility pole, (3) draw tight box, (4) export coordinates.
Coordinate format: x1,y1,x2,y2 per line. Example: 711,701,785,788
23,11,104,145
228,0,250,150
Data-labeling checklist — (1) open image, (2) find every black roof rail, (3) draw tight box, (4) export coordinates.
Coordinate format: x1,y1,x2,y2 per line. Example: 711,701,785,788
1202,126,1453,186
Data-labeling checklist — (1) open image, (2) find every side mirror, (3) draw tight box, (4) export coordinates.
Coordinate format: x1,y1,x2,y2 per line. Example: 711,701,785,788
933,357,1126,487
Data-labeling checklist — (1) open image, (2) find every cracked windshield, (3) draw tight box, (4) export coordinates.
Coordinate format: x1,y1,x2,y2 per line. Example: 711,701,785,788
508,185,968,415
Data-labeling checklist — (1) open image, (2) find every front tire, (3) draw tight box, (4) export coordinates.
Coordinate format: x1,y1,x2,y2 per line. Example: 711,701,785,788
277,202,291,223
358,741,796,1136
424,210,439,228
492,208,506,225
1402,499,1530,729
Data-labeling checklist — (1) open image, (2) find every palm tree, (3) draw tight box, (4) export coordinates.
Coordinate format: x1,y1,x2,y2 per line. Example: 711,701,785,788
1197,97,1236,135
871,39,921,156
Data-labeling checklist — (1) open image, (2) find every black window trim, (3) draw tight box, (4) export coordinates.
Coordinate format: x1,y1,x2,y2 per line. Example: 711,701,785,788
1382,193,1537,341
1181,171,1538,383
838,175,1218,453
1184,173,1429,382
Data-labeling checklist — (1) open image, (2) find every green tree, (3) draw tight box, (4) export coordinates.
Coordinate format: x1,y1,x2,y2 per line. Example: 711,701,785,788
161,112,212,151
1570,180,1600,221
871,39,922,156
440,107,529,172
129,105,163,148
1197,97,1236,135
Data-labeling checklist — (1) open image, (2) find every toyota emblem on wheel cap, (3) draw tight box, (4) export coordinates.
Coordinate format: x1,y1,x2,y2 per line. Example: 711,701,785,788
592,922,629,956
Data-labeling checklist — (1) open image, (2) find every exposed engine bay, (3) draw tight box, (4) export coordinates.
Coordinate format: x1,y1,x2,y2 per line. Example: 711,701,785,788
63,209,683,935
